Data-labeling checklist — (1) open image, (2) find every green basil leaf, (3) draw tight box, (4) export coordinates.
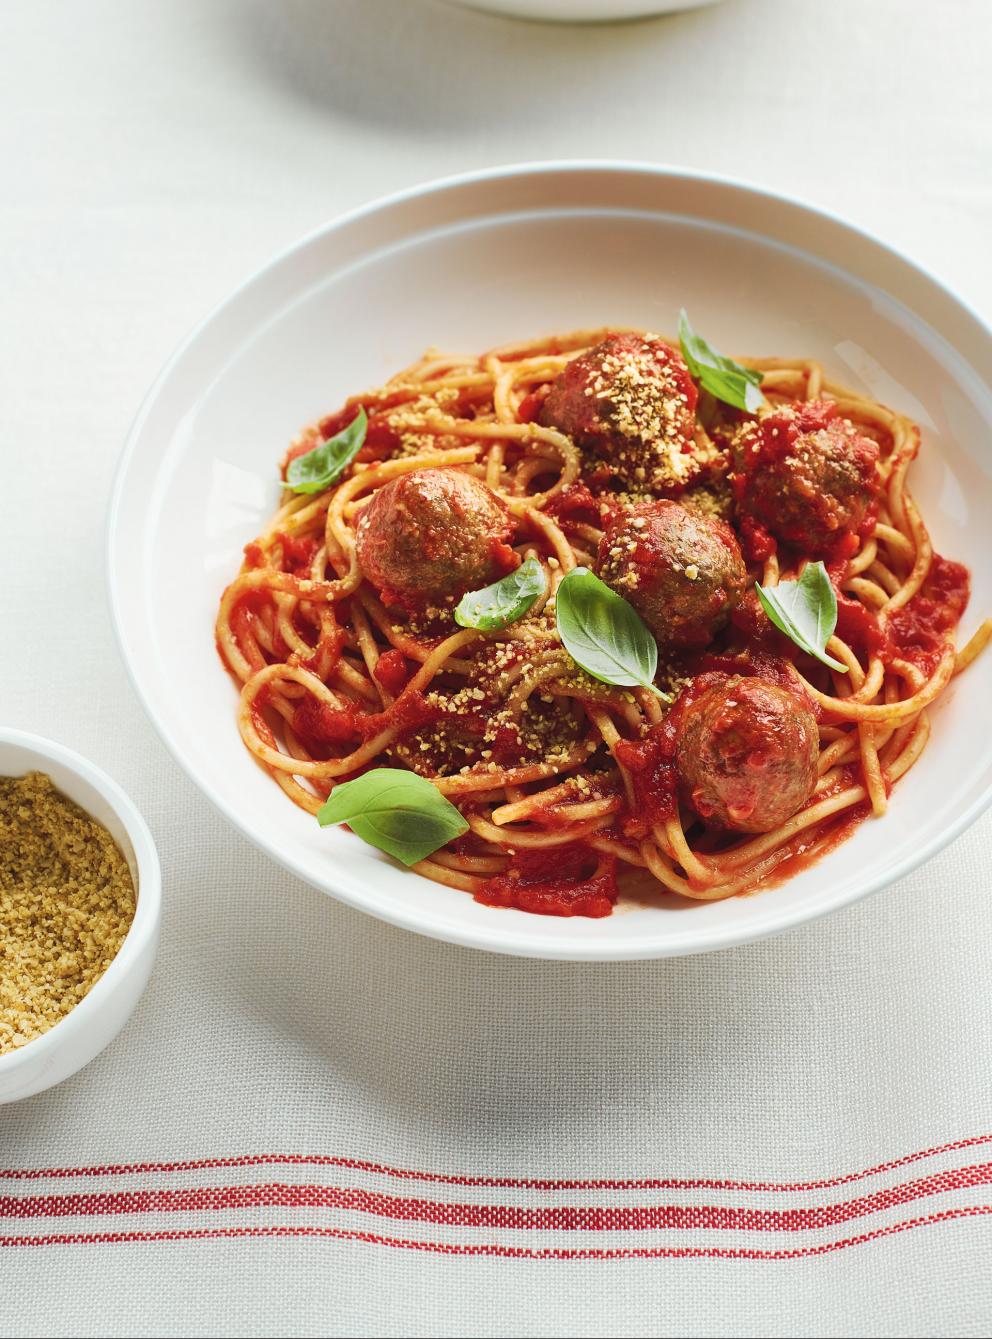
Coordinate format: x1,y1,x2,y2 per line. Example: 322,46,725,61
286,407,368,495
454,556,546,631
755,561,848,672
678,309,765,413
555,566,662,696
317,766,468,866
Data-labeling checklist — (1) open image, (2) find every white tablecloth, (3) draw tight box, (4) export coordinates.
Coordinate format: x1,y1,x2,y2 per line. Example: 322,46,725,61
3,1,992,1334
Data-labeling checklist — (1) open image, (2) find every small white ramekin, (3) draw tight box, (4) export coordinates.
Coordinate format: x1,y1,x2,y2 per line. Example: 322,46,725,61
0,729,161,1103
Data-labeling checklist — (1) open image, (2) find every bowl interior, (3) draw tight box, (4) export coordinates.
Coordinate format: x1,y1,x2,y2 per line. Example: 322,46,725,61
109,168,992,958
0,738,140,889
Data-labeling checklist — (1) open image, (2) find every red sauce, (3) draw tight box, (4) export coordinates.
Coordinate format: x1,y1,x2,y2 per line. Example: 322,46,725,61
517,387,549,423
297,627,345,678
476,844,618,918
315,408,352,441
735,514,776,563
755,799,871,892
886,554,969,675
489,720,529,767
242,535,321,577
292,689,440,756
356,416,402,464
486,536,520,575
377,689,441,738
544,482,603,531
228,590,290,665
277,533,320,577
614,720,679,832
373,648,411,696
317,406,401,461
834,590,885,660
292,696,363,749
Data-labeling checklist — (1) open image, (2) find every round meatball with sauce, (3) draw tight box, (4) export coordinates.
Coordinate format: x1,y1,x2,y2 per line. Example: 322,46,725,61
675,675,819,833
732,400,881,558
539,333,700,493
597,500,747,650
356,468,518,610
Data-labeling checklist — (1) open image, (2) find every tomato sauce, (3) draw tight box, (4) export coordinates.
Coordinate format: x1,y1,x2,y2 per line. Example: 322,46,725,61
834,590,885,660
517,387,549,423
734,512,776,563
886,554,969,675
614,721,679,832
355,416,402,464
291,689,441,758
489,720,529,767
476,844,618,918
292,697,363,749
755,799,871,893
373,649,412,697
277,533,320,577
544,482,603,532
228,590,291,665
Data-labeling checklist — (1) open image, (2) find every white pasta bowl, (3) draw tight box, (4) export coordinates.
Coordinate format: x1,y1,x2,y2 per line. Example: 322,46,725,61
107,163,992,960
443,0,722,20
0,730,161,1102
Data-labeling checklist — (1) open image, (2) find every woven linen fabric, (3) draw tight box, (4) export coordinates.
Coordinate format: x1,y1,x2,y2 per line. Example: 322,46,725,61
3,1,992,1335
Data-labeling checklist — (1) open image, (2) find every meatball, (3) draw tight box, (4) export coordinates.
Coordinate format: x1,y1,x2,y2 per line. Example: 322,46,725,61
539,333,700,493
597,500,747,650
732,400,881,558
675,675,819,833
356,468,517,610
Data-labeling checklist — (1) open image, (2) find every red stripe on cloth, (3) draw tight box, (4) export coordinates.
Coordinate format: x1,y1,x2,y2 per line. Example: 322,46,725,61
1,1207,992,1258
3,1162,992,1231
2,1134,992,1192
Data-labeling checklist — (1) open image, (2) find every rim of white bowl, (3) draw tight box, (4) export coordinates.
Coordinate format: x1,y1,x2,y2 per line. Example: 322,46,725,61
106,161,992,960
0,728,161,1072
444,1,723,18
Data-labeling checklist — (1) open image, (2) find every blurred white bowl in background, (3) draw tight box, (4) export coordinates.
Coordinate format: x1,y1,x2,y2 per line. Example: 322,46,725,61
444,0,722,20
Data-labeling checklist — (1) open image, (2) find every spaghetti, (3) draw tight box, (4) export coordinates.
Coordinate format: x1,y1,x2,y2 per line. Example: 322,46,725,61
216,327,991,917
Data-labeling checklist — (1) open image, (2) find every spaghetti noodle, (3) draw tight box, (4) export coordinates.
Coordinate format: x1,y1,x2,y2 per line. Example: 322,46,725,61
216,328,990,917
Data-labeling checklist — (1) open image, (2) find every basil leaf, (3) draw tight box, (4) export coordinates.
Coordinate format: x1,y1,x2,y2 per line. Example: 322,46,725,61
555,567,662,696
678,310,765,413
454,556,546,631
317,767,468,866
756,561,848,672
286,407,368,495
